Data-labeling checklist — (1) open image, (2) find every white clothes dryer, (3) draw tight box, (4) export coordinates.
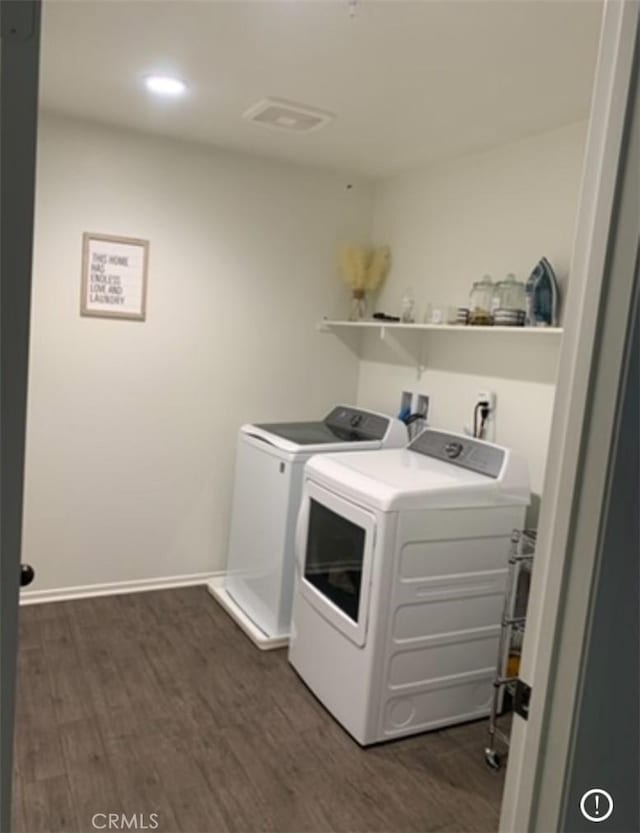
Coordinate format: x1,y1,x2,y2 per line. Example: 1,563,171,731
208,406,407,649
288,428,530,744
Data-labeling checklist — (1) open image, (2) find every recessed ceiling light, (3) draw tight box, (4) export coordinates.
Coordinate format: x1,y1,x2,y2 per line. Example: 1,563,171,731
144,75,187,97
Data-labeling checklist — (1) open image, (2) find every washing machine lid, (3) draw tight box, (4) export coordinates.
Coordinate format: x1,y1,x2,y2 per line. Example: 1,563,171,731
243,406,406,455
305,429,530,511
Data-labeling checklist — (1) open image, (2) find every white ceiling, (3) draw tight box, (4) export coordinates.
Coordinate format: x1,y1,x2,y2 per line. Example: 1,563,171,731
39,0,603,178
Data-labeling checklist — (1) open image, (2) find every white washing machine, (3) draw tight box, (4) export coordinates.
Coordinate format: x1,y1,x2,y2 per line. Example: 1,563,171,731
288,428,530,745
208,406,407,650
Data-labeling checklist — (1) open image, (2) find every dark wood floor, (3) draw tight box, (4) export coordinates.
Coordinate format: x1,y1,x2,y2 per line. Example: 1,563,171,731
13,587,505,833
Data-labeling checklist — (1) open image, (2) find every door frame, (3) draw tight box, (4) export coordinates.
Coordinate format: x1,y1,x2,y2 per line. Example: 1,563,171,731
0,1,637,830
0,2,42,830
500,2,639,830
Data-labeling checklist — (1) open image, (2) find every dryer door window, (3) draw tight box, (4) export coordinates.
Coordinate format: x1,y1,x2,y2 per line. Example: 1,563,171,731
298,481,376,647
305,499,365,623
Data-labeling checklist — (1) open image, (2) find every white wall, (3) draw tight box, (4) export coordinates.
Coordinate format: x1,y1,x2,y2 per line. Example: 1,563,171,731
24,115,587,594
357,122,588,505
371,121,587,317
23,112,373,594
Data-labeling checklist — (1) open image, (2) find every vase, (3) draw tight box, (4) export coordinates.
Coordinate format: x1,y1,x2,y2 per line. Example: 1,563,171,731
349,289,367,321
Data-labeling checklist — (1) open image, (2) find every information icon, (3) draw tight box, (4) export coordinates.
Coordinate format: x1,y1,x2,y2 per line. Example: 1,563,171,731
580,789,613,823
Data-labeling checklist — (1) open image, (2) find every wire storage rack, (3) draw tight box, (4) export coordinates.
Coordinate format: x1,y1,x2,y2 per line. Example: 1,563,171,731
484,528,536,770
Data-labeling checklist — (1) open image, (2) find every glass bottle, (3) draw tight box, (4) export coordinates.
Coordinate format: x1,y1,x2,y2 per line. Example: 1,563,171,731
400,288,415,323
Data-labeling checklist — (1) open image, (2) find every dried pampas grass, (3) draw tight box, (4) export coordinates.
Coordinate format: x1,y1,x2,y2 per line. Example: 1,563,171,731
366,246,391,292
339,244,391,292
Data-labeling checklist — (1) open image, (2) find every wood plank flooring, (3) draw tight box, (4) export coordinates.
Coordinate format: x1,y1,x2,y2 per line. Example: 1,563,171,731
13,587,505,833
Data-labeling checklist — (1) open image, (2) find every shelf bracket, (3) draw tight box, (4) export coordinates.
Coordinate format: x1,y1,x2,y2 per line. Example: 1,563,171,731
317,319,363,357
380,326,425,379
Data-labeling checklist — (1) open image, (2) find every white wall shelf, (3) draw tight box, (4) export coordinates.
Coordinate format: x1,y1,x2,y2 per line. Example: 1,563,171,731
317,319,563,335
317,318,563,378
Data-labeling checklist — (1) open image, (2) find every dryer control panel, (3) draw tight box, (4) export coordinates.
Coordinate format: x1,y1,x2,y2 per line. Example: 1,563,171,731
409,430,505,478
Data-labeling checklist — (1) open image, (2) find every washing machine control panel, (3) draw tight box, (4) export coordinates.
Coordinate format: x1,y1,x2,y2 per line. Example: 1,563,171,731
325,407,390,441
444,441,464,459
410,430,505,478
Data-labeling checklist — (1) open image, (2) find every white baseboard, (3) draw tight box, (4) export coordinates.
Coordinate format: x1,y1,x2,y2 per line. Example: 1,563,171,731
20,571,222,605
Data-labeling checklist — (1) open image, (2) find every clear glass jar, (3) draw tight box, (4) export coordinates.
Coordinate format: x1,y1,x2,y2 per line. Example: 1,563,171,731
495,273,526,311
425,303,457,325
469,275,494,325
470,275,494,312
490,283,504,315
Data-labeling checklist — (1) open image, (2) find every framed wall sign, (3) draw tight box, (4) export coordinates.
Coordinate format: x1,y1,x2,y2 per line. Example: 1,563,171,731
81,232,149,320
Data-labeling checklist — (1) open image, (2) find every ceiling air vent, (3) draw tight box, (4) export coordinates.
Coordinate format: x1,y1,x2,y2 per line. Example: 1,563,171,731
242,98,334,134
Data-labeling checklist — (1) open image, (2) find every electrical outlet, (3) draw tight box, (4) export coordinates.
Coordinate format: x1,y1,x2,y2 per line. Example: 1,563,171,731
476,391,496,441
477,391,496,412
